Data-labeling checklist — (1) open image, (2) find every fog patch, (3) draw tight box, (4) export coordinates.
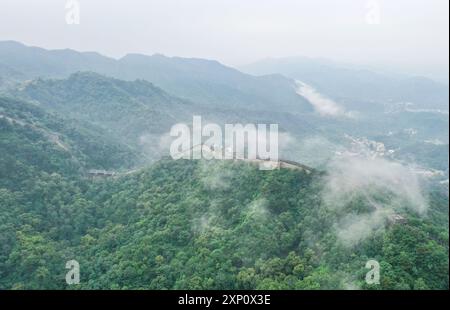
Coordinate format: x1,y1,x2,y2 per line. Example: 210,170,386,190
336,208,390,247
295,81,356,118
323,154,427,247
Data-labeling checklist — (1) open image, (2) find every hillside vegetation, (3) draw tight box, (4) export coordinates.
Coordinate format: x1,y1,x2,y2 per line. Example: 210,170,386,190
0,157,448,289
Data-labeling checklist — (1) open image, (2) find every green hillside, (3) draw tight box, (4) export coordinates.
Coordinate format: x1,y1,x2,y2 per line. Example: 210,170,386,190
0,158,447,289
0,96,140,189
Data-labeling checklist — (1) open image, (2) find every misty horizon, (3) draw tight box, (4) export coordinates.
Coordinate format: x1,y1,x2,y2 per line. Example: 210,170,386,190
1,0,448,81
1,39,449,85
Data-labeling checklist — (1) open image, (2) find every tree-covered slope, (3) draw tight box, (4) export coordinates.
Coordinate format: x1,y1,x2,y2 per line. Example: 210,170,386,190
11,72,198,158
0,159,447,289
0,96,140,190
11,72,323,164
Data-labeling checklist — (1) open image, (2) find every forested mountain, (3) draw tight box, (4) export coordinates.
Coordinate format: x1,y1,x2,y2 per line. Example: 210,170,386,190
8,72,318,163
0,96,140,187
0,158,448,289
0,42,448,291
0,41,116,79
0,63,26,91
14,72,193,149
0,41,312,112
8,71,447,175
113,54,311,111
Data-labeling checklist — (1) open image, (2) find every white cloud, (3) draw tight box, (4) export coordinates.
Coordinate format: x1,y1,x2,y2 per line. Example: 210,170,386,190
295,81,356,118
323,154,428,247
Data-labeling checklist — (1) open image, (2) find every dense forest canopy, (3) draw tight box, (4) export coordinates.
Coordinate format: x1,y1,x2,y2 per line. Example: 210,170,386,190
0,147,448,289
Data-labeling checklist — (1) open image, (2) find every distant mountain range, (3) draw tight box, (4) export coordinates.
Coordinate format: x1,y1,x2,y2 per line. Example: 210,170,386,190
241,57,449,111
2,41,448,113
0,41,448,171
0,41,311,113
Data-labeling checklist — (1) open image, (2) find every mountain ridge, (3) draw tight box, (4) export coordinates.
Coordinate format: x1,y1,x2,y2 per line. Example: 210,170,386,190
0,41,312,113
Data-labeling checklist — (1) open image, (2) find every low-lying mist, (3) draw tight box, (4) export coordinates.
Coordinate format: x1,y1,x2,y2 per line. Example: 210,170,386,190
295,81,356,118
323,154,428,247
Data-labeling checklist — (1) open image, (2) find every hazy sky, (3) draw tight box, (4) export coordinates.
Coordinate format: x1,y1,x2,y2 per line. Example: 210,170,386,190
0,0,448,79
